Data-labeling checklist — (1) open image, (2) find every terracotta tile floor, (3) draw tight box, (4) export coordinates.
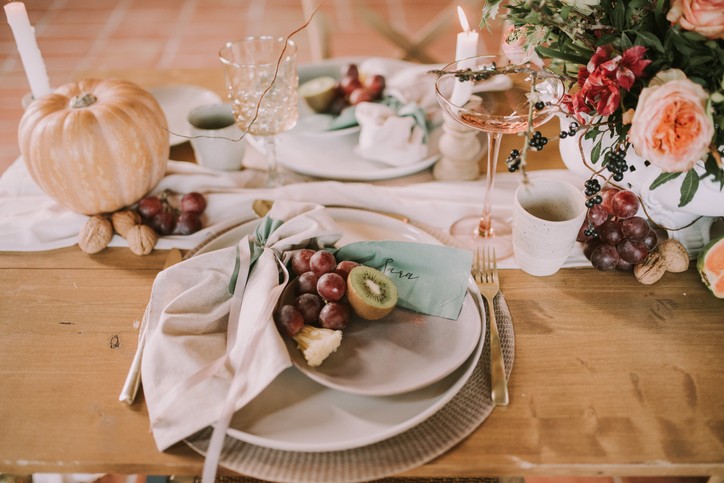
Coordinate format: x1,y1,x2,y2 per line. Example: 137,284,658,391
0,0,504,175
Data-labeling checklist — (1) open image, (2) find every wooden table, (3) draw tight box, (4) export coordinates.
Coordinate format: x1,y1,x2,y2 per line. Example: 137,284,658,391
1,68,723,480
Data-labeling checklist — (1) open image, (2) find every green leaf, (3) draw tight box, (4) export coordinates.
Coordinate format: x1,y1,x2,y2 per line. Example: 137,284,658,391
584,127,601,140
596,33,620,47
591,138,603,164
561,5,571,20
612,0,626,30
620,33,633,50
678,169,699,207
649,171,682,190
536,46,591,64
634,31,665,53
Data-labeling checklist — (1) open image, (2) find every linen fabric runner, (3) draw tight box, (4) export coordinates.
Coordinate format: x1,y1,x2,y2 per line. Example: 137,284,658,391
0,158,590,270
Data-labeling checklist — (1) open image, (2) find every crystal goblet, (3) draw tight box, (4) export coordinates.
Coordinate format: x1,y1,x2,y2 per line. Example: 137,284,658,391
219,36,299,186
435,55,564,258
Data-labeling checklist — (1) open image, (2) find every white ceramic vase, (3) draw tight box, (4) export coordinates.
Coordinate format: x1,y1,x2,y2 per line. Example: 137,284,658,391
557,115,724,257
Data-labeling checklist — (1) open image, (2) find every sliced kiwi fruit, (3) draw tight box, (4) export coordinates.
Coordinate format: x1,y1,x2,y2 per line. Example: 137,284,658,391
299,76,339,113
346,265,398,320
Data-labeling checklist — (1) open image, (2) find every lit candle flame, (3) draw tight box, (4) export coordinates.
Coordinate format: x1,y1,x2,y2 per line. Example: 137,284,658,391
457,6,470,32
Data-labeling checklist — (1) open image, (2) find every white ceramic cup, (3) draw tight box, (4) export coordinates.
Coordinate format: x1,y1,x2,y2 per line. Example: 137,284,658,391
187,103,245,170
512,178,586,276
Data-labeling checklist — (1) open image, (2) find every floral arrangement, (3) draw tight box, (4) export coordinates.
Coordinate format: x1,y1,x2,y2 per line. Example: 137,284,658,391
482,0,723,208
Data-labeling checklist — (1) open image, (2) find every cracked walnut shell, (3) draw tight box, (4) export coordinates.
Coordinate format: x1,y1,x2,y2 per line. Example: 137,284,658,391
126,224,158,256
657,239,689,273
634,250,666,285
78,215,113,254
111,209,142,237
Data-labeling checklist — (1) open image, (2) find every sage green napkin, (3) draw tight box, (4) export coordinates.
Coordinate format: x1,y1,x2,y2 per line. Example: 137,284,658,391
334,241,472,320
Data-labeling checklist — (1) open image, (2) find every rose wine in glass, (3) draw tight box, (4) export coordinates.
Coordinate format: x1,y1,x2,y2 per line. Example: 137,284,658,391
435,55,564,257
220,36,299,186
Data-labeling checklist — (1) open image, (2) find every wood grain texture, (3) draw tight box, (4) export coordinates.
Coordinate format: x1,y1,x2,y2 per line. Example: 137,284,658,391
1,66,722,478
1,247,722,477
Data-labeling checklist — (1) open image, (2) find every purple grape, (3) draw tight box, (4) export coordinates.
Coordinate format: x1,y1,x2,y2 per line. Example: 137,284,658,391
587,204,609,227
151,210,177,236
291,249,315,275
317,272,346,302
319,302,351,330
335,260,359,281
611,190,640,219
583,237,602,260
137,196,163,219
275,305,304,337
621,216,649,241
176,211,202,235
642,229,658,250
616,257,634,272
297,271,319,294
181,192,207,214
294,293,324,324
590,244,620,271
617,239,649,264
598,220,624,246
310,250,337,276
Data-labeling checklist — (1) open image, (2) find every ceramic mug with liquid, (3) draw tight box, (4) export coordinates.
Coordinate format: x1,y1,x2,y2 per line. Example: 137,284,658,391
512,178,586,276
187,103,245,170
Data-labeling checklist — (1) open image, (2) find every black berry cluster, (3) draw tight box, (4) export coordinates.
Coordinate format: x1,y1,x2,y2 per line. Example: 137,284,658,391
558,121,580,139
584,179,603,209
605,145,629,182
528,131,548,150
506,149,521,172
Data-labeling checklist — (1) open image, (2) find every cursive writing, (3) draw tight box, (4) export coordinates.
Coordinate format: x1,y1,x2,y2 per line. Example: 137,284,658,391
378,258,419,280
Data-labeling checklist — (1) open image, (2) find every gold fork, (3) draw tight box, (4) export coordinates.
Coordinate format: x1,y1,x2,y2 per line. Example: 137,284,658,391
472,245,509,406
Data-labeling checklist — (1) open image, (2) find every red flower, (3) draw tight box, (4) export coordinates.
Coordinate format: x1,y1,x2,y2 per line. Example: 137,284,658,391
563,46,650,119
601,46,652,90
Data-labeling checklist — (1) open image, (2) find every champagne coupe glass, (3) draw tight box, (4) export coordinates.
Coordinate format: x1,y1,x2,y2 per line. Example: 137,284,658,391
435,55,564,257
219,36,299,186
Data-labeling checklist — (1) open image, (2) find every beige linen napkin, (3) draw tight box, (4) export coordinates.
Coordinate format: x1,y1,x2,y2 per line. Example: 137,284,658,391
139,201,342,483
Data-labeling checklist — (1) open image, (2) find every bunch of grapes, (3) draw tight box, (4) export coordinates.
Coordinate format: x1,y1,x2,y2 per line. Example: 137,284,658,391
333,64,386,112
275,249,360,337
135,191,207,236
578,186,658,272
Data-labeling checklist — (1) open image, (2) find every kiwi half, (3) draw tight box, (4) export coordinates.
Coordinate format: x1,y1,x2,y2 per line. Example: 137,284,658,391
346,265,398,320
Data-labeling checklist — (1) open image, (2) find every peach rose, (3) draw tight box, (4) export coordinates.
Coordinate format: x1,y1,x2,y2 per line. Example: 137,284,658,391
667,0,724,39
629,70,714,172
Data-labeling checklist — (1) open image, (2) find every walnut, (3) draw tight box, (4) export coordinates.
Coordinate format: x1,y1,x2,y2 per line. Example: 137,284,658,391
111,209,142,237
78,215,113,254
126,224,158,256
634,250,666,285
657,238,689,273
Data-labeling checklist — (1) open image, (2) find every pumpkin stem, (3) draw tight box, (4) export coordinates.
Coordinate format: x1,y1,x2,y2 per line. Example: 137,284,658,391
70,93,98,109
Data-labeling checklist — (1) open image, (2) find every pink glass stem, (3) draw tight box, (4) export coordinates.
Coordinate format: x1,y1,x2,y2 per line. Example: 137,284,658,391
476,132,502,238
261,135,281,187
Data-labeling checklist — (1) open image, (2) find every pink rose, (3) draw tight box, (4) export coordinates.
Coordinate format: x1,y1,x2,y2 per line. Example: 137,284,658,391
667,0,724,39
501,22,544,66
628,70,714,172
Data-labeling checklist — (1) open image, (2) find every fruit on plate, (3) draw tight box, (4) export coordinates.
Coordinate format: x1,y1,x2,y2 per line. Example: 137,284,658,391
346,265,398,320
299,76,339,113
299,63,388,115
19,78,169,215
697,235,724,298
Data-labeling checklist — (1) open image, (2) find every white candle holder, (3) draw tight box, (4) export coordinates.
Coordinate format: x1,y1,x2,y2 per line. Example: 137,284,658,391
433,113,484,181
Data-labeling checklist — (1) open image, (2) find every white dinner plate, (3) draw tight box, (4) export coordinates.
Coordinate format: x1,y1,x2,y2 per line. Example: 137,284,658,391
280,275,480,397
193,208,486,452
272,58,441,181
149,85,223,146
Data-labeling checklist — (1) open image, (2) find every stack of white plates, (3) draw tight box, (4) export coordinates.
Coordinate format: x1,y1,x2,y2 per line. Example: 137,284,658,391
192,207,487,453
